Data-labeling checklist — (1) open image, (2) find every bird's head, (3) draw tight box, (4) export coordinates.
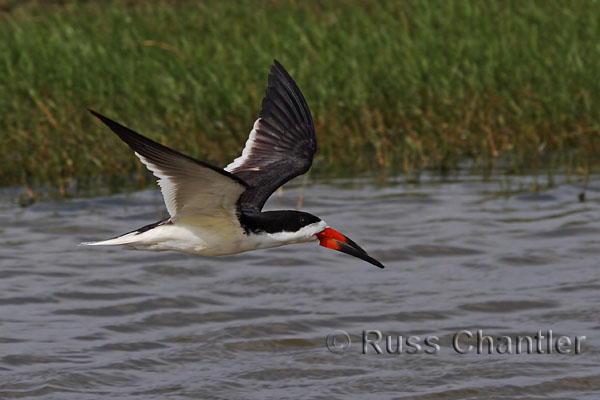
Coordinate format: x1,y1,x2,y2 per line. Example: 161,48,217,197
247,211,385,269
283,211,385,269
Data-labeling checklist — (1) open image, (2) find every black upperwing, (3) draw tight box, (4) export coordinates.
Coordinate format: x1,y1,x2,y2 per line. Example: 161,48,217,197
225,60,316,212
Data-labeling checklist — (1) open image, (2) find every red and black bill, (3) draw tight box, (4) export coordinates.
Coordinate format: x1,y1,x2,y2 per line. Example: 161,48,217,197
316,228,385,269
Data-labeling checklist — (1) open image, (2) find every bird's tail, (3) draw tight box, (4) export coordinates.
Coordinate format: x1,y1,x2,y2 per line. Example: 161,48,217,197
80,219,170,247
80,231,141,246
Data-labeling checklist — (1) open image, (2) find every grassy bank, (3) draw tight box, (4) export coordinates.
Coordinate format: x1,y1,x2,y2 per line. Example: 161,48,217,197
1,0,599,194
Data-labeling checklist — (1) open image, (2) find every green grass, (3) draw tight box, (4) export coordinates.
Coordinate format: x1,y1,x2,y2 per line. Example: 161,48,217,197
1,0,599,195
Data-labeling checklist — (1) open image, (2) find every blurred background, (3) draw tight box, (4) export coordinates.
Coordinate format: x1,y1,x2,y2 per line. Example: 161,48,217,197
1,0,599,197
1,2,600,399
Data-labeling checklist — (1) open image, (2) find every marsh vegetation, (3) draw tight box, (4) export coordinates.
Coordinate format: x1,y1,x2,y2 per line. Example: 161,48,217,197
1,0,599,194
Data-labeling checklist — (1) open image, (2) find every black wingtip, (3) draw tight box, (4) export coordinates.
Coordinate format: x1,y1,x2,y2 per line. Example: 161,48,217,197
88,109,112,126
262,59,315,136
87,108,249,186
269,59,294,83
272,59,284,71
87,109,132,139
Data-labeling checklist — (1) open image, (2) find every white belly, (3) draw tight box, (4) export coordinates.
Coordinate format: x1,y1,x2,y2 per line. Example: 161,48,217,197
84,215,325,256
129,221,323,256
127,219,243,256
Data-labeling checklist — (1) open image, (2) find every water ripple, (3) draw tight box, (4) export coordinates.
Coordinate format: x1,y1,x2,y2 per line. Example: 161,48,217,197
0,176,598,398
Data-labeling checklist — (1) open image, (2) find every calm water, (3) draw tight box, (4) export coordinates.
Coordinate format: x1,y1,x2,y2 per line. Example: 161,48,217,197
1,175,599,399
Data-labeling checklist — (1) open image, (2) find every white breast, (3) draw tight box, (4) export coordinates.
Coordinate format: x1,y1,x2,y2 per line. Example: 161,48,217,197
124,218,327,256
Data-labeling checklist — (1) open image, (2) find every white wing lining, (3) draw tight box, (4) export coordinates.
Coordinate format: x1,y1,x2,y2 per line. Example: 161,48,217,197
135,152,180,217
225,119,260,172
134,152,246,219
88,109,248,221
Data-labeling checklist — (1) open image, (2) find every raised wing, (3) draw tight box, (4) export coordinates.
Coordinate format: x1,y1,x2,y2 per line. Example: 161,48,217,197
225,60,316,212
89,110,247,219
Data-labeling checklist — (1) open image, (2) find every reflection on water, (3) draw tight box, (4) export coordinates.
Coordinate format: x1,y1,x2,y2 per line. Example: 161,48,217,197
0,175,599,399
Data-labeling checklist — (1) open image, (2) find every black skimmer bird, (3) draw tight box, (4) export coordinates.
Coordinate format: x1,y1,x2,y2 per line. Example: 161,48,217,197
82,60,384,269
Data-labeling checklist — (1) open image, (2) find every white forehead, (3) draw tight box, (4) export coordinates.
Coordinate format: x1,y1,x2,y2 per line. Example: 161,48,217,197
267,220,328,243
